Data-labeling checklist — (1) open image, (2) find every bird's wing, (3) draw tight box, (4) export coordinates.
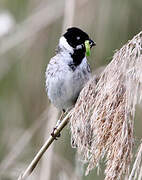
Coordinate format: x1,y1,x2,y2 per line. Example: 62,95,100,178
45,55,67,91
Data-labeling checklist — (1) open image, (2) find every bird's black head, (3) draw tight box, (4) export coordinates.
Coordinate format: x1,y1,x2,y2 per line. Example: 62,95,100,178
64,27,88,48
63,27,95,50
63,27,96,66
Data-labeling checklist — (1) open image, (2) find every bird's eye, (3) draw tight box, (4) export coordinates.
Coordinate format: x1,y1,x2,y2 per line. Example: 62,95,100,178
76,36,80,40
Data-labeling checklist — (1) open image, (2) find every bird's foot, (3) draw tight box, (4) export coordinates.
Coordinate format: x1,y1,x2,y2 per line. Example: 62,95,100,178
51,127,61,140
50,110,66,140
51,119,62,140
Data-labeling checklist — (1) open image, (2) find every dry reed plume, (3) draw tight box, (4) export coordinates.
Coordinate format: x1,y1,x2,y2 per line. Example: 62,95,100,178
129,141,142,180
70,31,142,179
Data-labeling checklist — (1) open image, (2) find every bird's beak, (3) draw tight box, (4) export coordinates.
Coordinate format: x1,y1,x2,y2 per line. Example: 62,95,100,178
89,39,96,48
84,39,96,56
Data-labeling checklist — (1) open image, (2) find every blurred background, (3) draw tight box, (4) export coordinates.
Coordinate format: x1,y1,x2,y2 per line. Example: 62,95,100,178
0,0,141,179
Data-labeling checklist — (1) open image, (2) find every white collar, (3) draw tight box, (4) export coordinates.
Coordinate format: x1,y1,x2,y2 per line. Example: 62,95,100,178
59,36,74,53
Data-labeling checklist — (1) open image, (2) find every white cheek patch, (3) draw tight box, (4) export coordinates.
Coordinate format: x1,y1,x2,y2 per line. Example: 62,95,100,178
76,44,83,50
59,36,73,53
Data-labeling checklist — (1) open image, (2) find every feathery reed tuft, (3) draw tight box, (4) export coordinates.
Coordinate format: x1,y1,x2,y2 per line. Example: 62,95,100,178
70,31,142,179
129,141,142,180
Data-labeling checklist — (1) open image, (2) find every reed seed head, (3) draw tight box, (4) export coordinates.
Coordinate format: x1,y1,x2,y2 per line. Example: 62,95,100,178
70,31,142,179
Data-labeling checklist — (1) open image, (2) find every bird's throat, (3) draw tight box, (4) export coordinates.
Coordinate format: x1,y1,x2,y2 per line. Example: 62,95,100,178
70,49,85,66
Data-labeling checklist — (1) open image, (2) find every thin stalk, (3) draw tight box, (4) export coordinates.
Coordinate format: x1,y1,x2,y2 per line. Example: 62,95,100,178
18,112,70,180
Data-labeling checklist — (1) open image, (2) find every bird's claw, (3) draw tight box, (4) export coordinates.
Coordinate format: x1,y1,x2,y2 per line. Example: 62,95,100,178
51,127,61,140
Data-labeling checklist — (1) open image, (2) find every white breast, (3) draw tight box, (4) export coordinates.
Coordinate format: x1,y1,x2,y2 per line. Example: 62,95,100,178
46,54,91,110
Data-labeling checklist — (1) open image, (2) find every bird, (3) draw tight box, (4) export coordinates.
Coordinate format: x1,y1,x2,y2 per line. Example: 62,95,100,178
45,27,95,138
45,27,95,113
